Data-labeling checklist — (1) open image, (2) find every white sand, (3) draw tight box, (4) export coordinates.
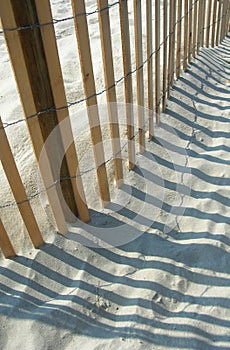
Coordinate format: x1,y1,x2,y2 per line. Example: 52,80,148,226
1,0,230,349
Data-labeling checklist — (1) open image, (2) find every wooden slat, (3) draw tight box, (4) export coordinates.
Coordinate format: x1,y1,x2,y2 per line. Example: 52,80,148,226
188,0,193,63
176,0,182,79
206,0,212,47
162,0,168,112
155,0,161,122
223,0,229,36
183,0,189,71
211,0,218,47
221,0,228,41
146,0,154,136
119,0,135,169
220,0,226,41
134,0,145,151
35,0,90,222
97,0,123,186
216,0,223,46
172,0,177,85
0,118,44,248
0,218,16,258
119,1,135,168
71,0,110,205
192,0,198,57
167,0,173,97
0,1,68,234
201,0,206,47
167,0,176,98
197,0,203,54
225,0,230,36
225,1,230,36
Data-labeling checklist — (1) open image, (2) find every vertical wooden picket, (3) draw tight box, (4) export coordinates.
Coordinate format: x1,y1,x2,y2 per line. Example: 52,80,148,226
206,0,213,47
119,0,135,169
197,0,204,54
146,0,154,136
71,0,110,205
225,1,230,36
201,0,206,47
211,0,218,47
176,0,182,79
221,0,228,41
168,0,173,97
216,0,223,46
188,0,193,63
183,0,189,70
155,0,161,122
162,0,168,112
134,0,145,151
172,0,177,85
0,118,44,248
226,1,230,35
97,0,123,186
167,0,176,98
192,0,198,57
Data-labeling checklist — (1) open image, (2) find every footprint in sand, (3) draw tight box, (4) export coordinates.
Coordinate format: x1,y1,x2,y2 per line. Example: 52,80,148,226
151,277,189,319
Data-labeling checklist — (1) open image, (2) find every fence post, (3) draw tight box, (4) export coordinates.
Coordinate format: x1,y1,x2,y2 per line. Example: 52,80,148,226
188,0,193,63
221,0,228,41
226,0,229,35
183,0,189,71
167,0,173,97
197,0,204,54
167,0,176,98
225,1,230,36
176,0,182,79
220,0,226,41
201,0,206,47
146,0,154,136
0,218,16,258
192,0,198,57
216,0,223,45
155,0,161,122
134,0,145,151
71,0,110,206
206,0,212,47
34,0,90,222
162,0,168,112
0,0,68,233
0,118,44,248
119,0,135,169
97,0,123,186
211,0,218,47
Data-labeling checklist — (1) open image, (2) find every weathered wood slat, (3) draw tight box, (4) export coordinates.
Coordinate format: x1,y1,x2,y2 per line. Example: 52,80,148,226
119,0,135,169
97,0,123,186
0,118,44,248
134,0,145,152
71,0,110,205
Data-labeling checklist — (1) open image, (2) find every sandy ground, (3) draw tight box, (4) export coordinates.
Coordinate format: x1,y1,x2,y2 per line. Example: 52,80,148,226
1,1,230,349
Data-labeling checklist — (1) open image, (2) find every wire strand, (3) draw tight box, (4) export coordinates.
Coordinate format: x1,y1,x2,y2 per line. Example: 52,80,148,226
0,1,120,34
0,0,202,131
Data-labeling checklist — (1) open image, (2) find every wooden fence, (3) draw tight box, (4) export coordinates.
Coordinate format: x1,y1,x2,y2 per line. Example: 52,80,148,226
0,0,229,258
